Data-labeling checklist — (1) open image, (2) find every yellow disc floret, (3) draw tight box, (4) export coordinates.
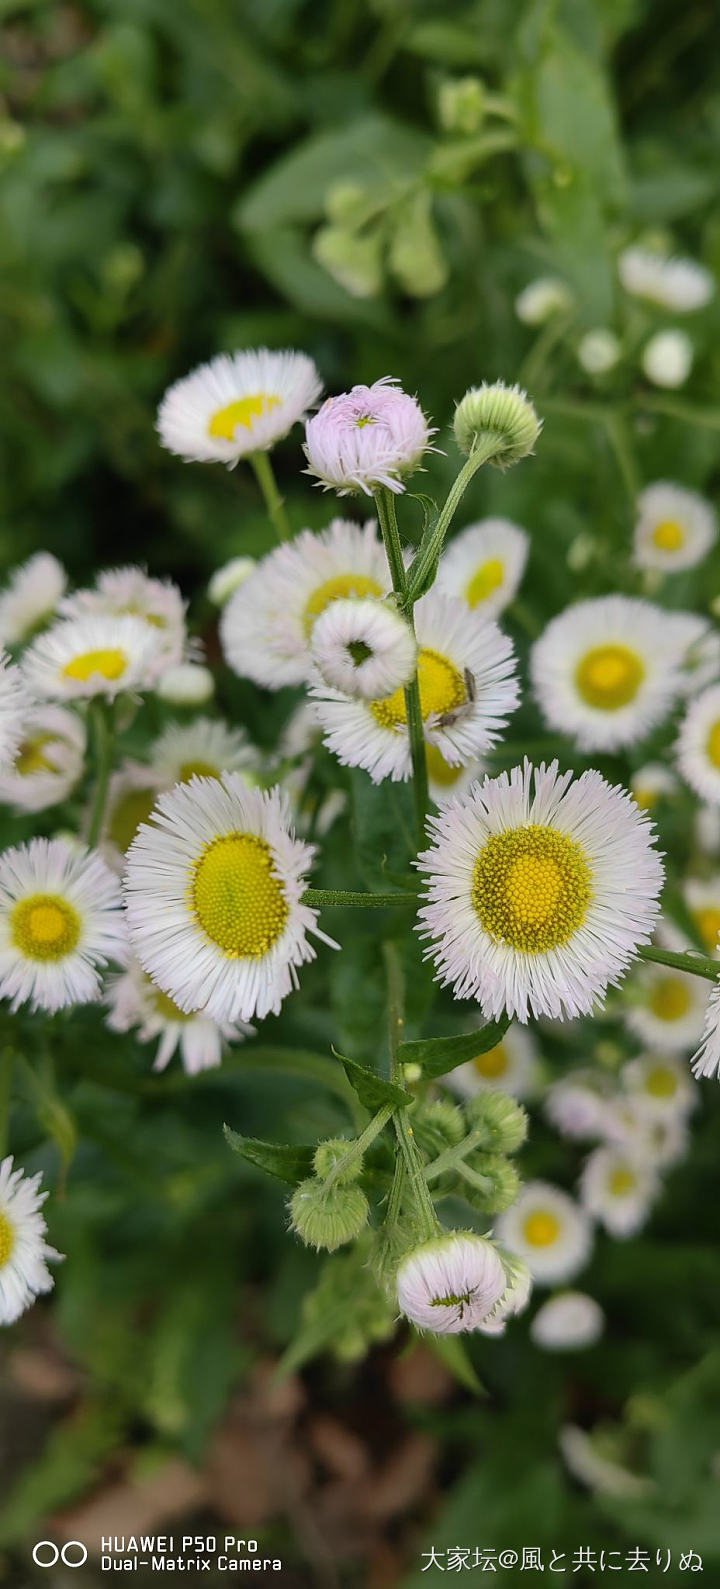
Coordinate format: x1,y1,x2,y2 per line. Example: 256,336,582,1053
644,1064,678,1100
63,648,128,684
192,832,289,958
693,906,720,956
303,573,383,634
0,1211,15,1268
108,789,158,854
651,519,685,552
208,393,280,441
575,644,645,710
178,760,221,783
465,557,504,608
648,976,691,1022
371,648,465,731
11,893,81,961
15,734,56,777
707,720,720,771
425,743,465,787
472,823,593,953
609,1167,636,1196
472,1044,508,1079
523,1210,560,1247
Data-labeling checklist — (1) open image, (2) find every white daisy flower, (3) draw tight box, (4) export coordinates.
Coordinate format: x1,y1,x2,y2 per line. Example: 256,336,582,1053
0,1158,63,1326
98,763,163,871
157,348,322,466
515,276,573,326
417,760,664,1024
579,1145,658,1238
426,750,487,808
207,557,256,607
641,328,693,389
477,1250,533,1337
531,596,689,753
676,684,720,803
559,1425,653,1500
274,702,347,839
0,554,66,650
624,927,709,1053
618,247,714,312
220,518,388,689
396,1232,507,1334
443,1024,538,1100
0,705,85,813
633,482,717,573
156,662,214,706
621,1053,697,1120
677,624,720,699
531,1291,604,1351
602,1096,690,1169
150,717,258,788
0,837,127,1012
577,329,621,375
0,652,29,772
304,378,433,496
695,803,720,856
106,959,253,1076
545,1073,617,1141
437,518,529,619
312,591,519,784
497,1181,592,1285
309,597,417,700
691,977,720,1080
684,874,720,957
629,762,677,814
22,615,163,702
60,567,187,669
123,777,337,1024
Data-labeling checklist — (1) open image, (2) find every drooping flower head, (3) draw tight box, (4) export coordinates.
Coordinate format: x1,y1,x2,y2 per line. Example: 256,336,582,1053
633,483,716,573
497,1181,592,1285
0,1158,63,1326
453,381,540,466
0,553,67,650
156,662,215,706
304,378,433,496
22,615,163,702
396,1232,507,1334
309,597,417,700
0,837,127,1012
437,518,529,619
417,760,664,1023
0,704,85,814
157,348,322,466
106,958,253,1076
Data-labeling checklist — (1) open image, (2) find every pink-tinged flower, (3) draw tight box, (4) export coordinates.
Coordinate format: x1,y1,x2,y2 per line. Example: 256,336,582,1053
396,1233,507,1334
304,378,434,496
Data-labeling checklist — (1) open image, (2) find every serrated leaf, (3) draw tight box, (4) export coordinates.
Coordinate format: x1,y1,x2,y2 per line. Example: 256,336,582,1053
331,1049,411,1112
223,1127,315,1185
397,1015,511,1080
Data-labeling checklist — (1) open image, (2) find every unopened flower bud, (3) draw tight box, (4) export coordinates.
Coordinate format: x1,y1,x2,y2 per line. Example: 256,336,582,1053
313,1138,363,1184
289,1178,368,1252
437,76,486,135
396,1232,506,1334
412,1099,466,1159
515,277,573,327
641,328,693,389
465,1151,521,1212
388,191,448,299
464,1091,528,1154
208,557,256,607
313,225,383,299
156,663,214,706
577,328,621,375
453,381,541,467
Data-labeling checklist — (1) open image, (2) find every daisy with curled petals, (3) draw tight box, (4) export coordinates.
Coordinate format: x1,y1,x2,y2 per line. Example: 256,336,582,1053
531,1291,604,1352
396,1232,507,1334
304,378,434,496
60,567,187,670
106,959,253,1076
150,717,259,789
0,553,66,649
633,482,717,573
676,683,720,803
531,596,690,753
443,1024,538,1101
0,837,127,1013
0,652,29,772
157,348,322,466
497,1182,592,1285
579,1145,658,1238
312,591,519,785
221,519,389,689
309,597,416,700
0,1158,63,1326
416,760,664,1024
618,246,714,311
124,776,337,1024
684,874,720,958
0,705,85,814
621,1053,697,1121
22,615,163,702
624,926,708,1054
437,518,529,620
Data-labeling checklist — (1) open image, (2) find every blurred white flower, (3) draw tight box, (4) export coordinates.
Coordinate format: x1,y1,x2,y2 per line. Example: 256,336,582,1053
515,277,574,326
531,1291,604,1351
618,247,713,311
641,328,693,388
577,329,621,375
158,348,322,465
0,553,66,649
497,1181,593,1285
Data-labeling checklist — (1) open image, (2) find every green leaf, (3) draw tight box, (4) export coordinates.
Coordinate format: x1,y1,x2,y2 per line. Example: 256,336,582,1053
236,115,429,232
397,1015,511,1080
331,1050,412,1112
223,1127,315,1185
349,769,417,893
424,1333,486,1396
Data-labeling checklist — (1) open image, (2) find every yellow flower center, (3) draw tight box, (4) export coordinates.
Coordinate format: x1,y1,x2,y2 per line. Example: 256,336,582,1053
207,393,280,441
191,832,289,958
632,785,657,811
15,733,56,777
693,906,720,955
649,976,691,1022
11,893,81,961
651,518,685,552
118,603,167,629
178,759,221,783
63,648,128,684
609,1167,636,1196
108,788,158,853
425,743,465,787
302,573,383,635
465,557,505,608
523,1211,560,1248
0,1211,15,1268
150,982,190,1022
371,648,465,731
707,721,720,770
575,644,645,710
644,1064,678,1099
472,824,593,953
472,1043,508,1079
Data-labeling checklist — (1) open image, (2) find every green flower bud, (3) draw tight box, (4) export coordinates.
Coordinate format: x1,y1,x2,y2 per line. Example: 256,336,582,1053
289,1178,369,1252
313,1138,363,1184
437,76,486,135
464,1091,528,1154
325,179,373,228
388,191,448,299
412,1099,466,1158
465,1152,521,1212
453,381,541,467
313,224,383,299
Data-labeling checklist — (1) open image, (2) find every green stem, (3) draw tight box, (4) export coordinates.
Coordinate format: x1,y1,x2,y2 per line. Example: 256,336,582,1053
0,1047,14,1159
384,942,439,1242
405,433,500,604
638,944,719,984
322,1101,395,1192
604,411,640,505
86,701,116,849
375,488,429,845
636,395,720,433
303,888,417,909
374,485,408,595
250,450,291,542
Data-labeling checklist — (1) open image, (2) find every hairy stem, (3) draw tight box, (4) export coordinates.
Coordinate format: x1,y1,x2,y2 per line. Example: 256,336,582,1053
638,944,719,985
86,700,116,849
250,450,291,542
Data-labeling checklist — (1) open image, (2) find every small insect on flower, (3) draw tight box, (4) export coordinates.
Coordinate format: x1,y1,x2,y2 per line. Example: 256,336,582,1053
157,348,322,466
443,1024,538,1101
437,517,529,620
497,1182,593,1285
312,590,519,784
221,518,389,689
618,246,714,312
531,1291,604,1352
309,597,417,700
0,837,128,1012
0,652,30,773
0,1158,64,1326
106,958,253,1075
396,1232,508,1334
0,553,67,649
579,1145,659,1238
22,615,163,702
123,777,338,1024
633,483,717,573
417,759,664,1023
304,378,434,496
676,683,720,804
0,704,85,814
